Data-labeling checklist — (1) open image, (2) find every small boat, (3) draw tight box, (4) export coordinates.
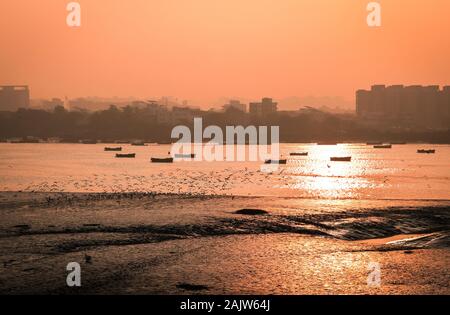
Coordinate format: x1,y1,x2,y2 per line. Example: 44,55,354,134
105,147,122,152
417,149,435,154
11,137,40,143
59,138,80,143
82,139,97,144
290,152,308,156
374,144,392,149
330,156,352,162
151,157,174,163
115,153,136,158
264,159,287,165
131,141,146,146
115,140,130,144
174,153,196,159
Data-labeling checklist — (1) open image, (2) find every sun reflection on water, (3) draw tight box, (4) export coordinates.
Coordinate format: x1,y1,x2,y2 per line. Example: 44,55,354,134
281,144,373,199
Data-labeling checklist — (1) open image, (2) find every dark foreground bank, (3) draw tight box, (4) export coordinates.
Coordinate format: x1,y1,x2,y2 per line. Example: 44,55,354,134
0,192,449,295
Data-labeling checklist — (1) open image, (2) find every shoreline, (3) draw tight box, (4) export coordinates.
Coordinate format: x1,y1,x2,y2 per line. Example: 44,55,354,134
2,191,450,202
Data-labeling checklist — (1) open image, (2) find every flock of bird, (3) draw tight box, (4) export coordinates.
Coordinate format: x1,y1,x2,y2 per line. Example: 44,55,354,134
18,167,279,197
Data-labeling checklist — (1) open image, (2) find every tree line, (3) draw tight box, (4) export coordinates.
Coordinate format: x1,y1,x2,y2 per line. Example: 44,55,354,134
0,105,449,143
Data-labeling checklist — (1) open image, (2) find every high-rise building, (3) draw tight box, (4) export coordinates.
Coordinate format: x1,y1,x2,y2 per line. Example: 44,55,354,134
356,89,370,117
249,98,278,116
356,85,450,128
385,85,404,118
442,86,450,124
0,85,30,111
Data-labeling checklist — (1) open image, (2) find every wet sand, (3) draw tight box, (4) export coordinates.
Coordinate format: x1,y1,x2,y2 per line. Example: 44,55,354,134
0,192,449,295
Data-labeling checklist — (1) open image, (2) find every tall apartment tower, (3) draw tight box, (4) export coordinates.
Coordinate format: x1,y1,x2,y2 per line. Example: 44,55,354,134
249,98,278,117
0,86,30,111
356,84,450,128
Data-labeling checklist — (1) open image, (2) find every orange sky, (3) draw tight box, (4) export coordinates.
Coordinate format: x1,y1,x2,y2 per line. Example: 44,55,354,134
0,0,449,107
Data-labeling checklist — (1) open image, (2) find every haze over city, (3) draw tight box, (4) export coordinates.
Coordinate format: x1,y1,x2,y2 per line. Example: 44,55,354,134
1,0,449,109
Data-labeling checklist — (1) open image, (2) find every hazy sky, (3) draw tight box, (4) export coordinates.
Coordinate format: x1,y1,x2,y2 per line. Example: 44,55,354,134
0,0,449,107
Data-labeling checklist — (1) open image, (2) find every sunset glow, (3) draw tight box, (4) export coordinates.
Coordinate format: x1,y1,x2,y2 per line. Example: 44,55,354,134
1,0,449,106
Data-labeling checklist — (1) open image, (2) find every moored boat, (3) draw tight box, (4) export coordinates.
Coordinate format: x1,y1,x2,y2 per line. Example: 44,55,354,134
131,141,146,146
417,149,435,154
174,153,196,159
10,137,40,143
264,159,287,165
290,152,308,156
330,156,352,162
82,139,97,144
115,153,136,158
105,147,122,152
374,144,392,149
151,157,174,163
59,138,80,143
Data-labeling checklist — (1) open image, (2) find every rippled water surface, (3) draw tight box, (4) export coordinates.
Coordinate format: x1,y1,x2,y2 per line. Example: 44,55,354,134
0,143,449,294
0,143,449,200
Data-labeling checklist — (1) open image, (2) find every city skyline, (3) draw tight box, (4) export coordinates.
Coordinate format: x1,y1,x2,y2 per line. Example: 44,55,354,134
3,83,449,113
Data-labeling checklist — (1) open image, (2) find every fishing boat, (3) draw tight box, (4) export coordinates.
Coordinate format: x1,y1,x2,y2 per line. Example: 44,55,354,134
264,159,287,165
151,157,174,163
11,137,40,143
131,141,146,146
417,149,435,154
115,153,136,158
330,156,352,162
82,139,97,144
59,138,80,143
104,147,122,152
290,152,308,156
174,153,196,159
374,144,392,149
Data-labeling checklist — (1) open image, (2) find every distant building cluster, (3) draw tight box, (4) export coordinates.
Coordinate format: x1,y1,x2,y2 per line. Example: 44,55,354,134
129,101,203,125
34,98,65,110
221,98,278,117
0,86,30,111
249,98,278,117
356,85,450,128
125,97,278,124
223,100,246,112
0,86,282,121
